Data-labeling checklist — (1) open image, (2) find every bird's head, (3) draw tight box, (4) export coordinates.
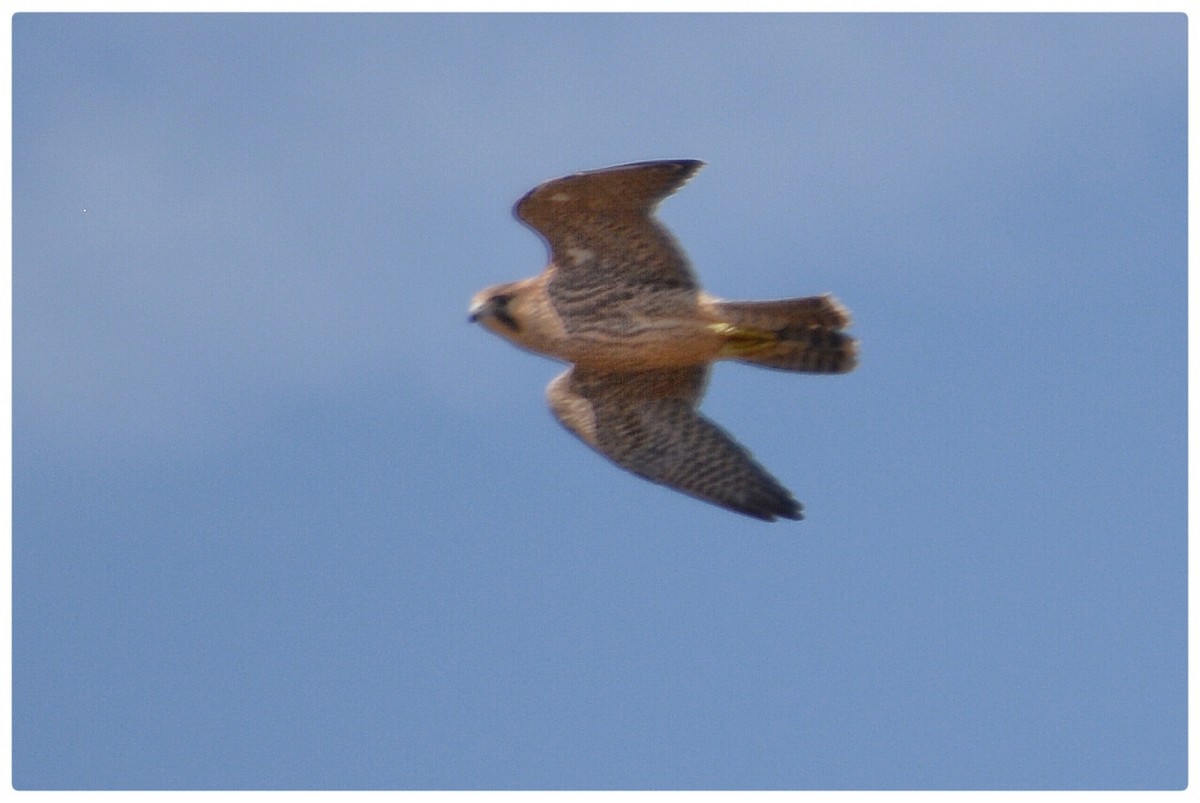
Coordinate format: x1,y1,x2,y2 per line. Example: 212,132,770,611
468,281,526,339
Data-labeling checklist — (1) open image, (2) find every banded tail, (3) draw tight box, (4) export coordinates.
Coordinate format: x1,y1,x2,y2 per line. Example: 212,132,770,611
712,294,857,373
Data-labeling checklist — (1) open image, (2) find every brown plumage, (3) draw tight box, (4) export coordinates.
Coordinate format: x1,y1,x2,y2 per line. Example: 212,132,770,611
469,160,856,521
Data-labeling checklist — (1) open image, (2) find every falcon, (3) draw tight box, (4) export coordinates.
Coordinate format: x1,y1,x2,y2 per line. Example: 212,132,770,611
469,160,856,521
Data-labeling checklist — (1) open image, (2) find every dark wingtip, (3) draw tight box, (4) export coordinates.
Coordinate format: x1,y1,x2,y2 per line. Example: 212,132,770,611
768,500,804,523
617,158,704,172
778,503,804,522
760,483,804,522
736,493,803,523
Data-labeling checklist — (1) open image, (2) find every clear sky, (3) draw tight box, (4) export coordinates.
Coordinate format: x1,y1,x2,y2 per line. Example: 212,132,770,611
12,12,1187,790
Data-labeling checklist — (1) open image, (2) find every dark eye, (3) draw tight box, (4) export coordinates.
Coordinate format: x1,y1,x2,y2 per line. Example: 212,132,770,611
491,294,520,332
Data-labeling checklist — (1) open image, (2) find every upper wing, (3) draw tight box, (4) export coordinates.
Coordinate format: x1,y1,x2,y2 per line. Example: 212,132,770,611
514,160,704,294
547,365,803,522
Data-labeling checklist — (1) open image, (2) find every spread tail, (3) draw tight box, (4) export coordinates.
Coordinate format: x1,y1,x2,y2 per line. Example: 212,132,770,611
712,295,857,373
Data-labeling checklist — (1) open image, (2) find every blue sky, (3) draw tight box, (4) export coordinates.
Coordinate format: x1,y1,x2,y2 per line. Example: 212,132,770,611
12,13,1186,790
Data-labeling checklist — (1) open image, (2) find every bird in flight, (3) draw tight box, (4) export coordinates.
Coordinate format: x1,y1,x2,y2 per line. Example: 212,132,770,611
469,160,856,521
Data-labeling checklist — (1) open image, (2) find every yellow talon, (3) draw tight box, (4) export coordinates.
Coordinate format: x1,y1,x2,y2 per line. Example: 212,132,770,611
709,322,778,356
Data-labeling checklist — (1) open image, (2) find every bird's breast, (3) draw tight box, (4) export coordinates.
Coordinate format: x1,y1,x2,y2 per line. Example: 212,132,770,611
561,316,727,370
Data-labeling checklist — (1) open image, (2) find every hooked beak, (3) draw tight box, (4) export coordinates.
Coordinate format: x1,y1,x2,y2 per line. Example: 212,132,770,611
467,295,520,332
